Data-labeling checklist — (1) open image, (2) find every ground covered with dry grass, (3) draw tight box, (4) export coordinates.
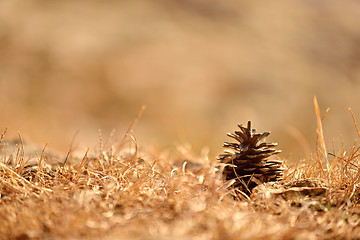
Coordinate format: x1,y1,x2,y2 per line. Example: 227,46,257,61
1,111,360,240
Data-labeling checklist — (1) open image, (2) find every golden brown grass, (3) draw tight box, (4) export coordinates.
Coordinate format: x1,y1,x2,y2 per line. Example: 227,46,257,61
1,106,360,240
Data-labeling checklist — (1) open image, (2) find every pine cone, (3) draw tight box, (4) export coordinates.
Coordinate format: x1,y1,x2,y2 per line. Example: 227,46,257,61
218,121,284,195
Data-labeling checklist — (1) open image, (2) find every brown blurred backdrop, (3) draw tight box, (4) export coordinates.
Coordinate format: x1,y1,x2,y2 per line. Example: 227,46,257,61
1,0,360,160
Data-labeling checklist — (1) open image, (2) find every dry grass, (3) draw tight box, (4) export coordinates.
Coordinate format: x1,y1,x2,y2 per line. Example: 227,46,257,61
1,107,360,240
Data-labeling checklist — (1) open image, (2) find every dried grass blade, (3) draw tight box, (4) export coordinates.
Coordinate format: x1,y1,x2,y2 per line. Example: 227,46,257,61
75,148,90,180
117,105,146,151
314,96,330,178
0,127,7,143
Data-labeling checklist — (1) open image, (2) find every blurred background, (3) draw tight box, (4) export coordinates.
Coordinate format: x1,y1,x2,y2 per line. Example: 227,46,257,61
1,0,360,161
